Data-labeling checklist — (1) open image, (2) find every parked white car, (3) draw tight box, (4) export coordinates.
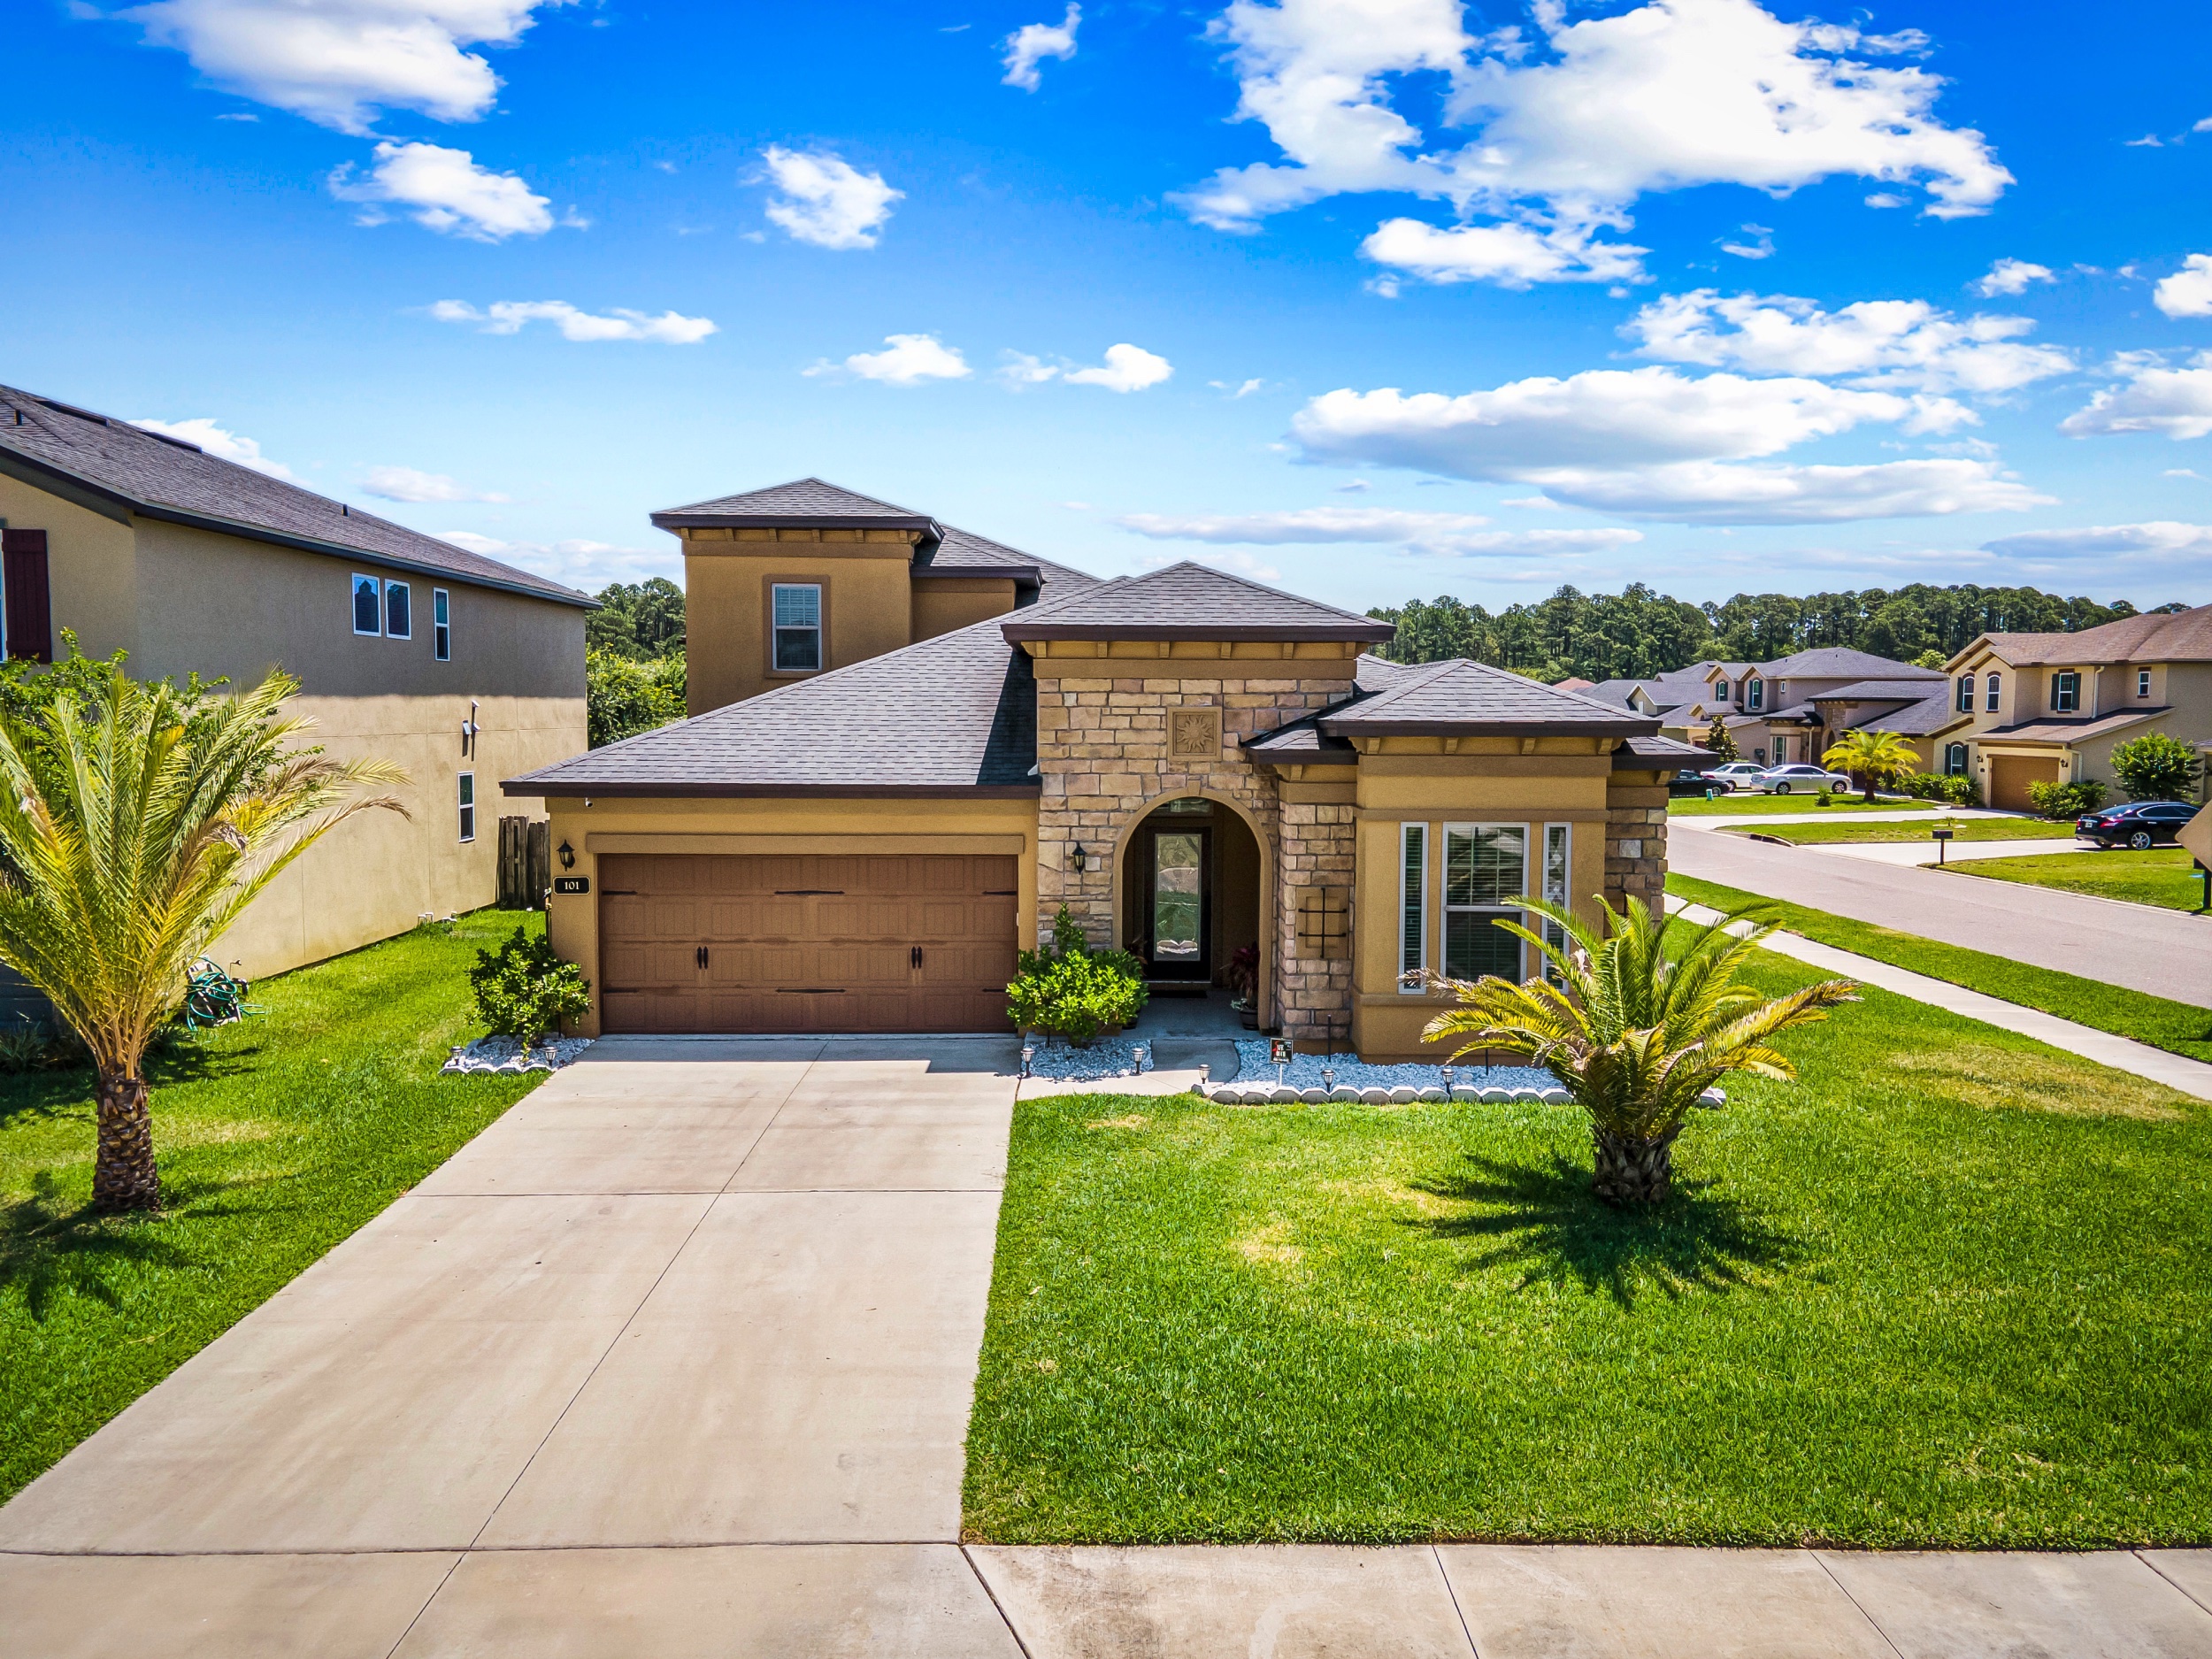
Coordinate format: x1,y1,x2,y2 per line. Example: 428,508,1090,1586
1745,763,1855,795
1699,761,1770,791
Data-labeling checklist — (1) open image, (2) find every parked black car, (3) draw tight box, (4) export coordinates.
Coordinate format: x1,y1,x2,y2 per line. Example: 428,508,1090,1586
1669,768,1734,797
2074,799,2200,849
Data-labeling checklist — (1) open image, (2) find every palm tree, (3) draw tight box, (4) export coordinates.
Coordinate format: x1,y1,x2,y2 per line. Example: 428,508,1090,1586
1822,728,1917,800
0,665,405,1212
1422,895,1858,1206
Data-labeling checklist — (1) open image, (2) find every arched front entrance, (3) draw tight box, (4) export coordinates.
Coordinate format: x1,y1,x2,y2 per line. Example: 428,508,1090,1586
1114,792,1269,1026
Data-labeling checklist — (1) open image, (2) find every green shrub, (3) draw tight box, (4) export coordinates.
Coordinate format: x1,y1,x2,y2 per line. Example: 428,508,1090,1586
587,649,687,748
2110,733,2204,803
2025,778,2108,820
1008,907,1148,1045
1901,771,1982,807
468,926,592,1038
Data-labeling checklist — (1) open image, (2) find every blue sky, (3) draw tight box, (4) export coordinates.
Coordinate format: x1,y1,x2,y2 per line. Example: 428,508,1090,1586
5,0,2212,612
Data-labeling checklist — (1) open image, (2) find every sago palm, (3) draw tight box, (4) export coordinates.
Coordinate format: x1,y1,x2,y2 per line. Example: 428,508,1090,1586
1421,895,1858,1206
0,665,405,1212
1823,728,1917,800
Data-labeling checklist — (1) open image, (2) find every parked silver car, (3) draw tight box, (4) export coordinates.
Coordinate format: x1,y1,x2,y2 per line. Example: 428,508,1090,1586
1745,763,1855,795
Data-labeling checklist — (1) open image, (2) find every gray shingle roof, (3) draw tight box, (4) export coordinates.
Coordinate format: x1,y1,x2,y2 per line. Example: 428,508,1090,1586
649,477,940,532
1319,657,1657,736
1814,679,1955,702
1003,561,1395,642
1971,605,2212,667
1759,648,1942,680
1845,695,1957,737
0,383,591,606
503,613,1036,796
1974,709,2170,746
921,525,1101,593
1616,733,1707,768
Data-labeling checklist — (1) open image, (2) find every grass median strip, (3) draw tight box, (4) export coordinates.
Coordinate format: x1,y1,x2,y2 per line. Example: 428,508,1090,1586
0,911,545,1503
1668,872,2212,1064
964,949,2211,1548
1939,848,2208,913
1721,817,2075,846
1669,795,1938,818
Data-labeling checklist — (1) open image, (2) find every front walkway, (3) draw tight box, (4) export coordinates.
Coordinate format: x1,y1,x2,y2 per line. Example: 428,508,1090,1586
5,1039,2208,1655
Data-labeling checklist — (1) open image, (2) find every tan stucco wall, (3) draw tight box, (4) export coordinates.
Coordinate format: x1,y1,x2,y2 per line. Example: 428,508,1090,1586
912,578,1018,643
536,794,1041,1037
0,470,141,657
680,528,920,715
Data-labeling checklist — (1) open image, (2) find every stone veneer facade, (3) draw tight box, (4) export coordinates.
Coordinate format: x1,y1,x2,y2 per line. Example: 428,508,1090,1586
1603,781,1669,914
1030,665,1358,1048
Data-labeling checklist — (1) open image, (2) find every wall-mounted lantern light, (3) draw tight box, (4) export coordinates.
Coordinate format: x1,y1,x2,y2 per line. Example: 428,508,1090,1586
1071,842,1088,872
557,840,576,871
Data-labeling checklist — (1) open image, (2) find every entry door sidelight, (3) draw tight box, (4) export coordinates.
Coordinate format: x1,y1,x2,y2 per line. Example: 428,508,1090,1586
1146,827,1210,980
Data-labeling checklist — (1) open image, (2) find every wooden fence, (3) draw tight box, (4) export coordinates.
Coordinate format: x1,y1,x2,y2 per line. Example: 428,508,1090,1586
497,817,552,910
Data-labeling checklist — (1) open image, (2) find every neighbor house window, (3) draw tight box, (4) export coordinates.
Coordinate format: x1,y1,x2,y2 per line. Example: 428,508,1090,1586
1956,673,1975,712
1985,673,2000,712
351,573,381,635
1774,736,1790,764
2051,671,2080,713
1944,742,1968,776
2139,668,2153,700
1540,824,1570,983
1399,823,1426,992
772,583,822,672
433,588,450,662
385,580,411,641
457,772,475,842
1747,678,1764,711
1442,825,1525,982
1714,680,1730,702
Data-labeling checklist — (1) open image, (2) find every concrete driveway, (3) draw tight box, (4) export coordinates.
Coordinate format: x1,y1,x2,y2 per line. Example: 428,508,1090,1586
0,1037,1033,1657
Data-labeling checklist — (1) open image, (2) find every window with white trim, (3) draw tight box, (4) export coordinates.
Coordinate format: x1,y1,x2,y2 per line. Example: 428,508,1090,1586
772,583,822,672
1442,824,1525,982
1956,673,1975,712
1399,823,1426,993
1540,823,1570,982
1714,680,1730,702
2139,668,2153,700
1985,673,2000,712
1944,742,1968,776
385,580,411,641
1747,678,1764,711
457,772,475,843
351,573,381,635
2051,671,2080,713
433,588,450,662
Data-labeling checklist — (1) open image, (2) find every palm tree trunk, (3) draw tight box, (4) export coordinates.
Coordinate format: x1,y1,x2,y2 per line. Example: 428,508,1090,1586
93,1068,162,1213
1591,1125,1678,1206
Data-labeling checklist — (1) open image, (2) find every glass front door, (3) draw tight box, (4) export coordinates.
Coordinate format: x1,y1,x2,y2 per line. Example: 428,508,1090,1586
1146,827,1210,979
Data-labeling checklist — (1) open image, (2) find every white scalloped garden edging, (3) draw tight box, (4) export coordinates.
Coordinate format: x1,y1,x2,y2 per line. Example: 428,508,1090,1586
1199,1081,1725,1110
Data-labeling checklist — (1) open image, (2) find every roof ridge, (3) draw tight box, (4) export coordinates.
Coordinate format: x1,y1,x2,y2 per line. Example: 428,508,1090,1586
680,607,1018,728
1130,558,1382,626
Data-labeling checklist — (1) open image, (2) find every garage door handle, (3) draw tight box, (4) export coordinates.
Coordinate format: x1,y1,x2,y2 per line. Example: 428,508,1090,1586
696,946,709,970
910,946,924,970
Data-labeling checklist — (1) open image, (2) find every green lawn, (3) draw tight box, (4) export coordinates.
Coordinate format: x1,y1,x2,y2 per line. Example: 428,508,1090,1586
1942,849,2209,914
1668,872,2212,1065
1670,794,1938,817
0,911,544,1502
1722,817,2075,846
964,956,2212,1548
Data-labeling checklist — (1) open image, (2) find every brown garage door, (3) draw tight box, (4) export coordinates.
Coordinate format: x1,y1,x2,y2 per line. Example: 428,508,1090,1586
1987,756,2061,812
597,854,1018,1034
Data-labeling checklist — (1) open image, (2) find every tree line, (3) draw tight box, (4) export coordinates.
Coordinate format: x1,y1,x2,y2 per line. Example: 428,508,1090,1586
1366,582,2185,683
587,579,686,747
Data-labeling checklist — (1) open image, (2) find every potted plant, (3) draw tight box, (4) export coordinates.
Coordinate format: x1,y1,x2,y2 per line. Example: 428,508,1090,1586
1226,942,1261,1028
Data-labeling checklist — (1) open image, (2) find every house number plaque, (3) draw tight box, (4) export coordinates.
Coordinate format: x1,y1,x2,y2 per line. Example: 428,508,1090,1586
552,877,590,895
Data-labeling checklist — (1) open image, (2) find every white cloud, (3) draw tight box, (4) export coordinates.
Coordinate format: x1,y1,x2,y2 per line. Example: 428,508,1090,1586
363,465,508,503
1289,365,2048,522
997,351,1062,389
1624,289,2073,394
1063,343,1173,392
438,530,672,588
2061,358,2212,441
429,299,717,342
1173,0,2008,288
329,141,553,240
117,0,564,134
2165,468,2204,480
1361,215,1647,289
1979,521,2212,564
808,334,972,385
1139,548,1284,581
1718,223,1774,260
1002,4,1079,90
1863,192,1907,209
2154,254,2212,319
761,146,900,250
1972,257,2054,297
128,416,293,478
1118,505,1642,557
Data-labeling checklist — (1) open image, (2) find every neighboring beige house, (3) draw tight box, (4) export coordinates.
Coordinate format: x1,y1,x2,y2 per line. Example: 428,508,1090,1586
1581,649,1944,769
1937,606,2212,810
0,382,591,979
506,480,1698,1059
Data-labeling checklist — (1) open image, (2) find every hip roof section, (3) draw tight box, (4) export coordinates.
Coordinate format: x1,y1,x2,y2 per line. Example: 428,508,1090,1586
1002,561,1396,643
1970,604,2212,667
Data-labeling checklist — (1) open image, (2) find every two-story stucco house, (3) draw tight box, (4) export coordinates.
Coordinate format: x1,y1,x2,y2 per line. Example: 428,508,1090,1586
0,383,591,977
505,480,1697,1058
1583,649,1945,769
1936,606,2212,809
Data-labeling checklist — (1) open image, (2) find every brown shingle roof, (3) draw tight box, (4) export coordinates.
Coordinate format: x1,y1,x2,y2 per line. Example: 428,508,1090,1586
0,383,591,606
1002,561,1395,642
649,477,940,534
503,613,1037,797
920,526,1101,593
1320,657,1658,736
1973,605,2212,667
1977,709,2170,746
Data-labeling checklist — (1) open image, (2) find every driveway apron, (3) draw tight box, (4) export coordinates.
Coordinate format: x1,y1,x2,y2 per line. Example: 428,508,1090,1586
0,1036,1027,1657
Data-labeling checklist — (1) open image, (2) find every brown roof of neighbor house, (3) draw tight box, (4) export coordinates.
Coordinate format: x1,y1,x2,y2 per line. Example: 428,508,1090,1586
1975,709,2170,747
0,382,593,606
1968,604,2212,667
1317,657,1659,737
648,477,941,535
1002,562,1396,643
1554,676,1595,691
503,613,1037,797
